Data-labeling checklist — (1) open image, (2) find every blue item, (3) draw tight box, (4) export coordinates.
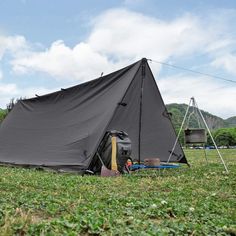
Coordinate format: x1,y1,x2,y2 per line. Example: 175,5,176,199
130,164,180,171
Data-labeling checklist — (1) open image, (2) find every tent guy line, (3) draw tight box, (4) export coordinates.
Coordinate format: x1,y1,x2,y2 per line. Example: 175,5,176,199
148,59,236,84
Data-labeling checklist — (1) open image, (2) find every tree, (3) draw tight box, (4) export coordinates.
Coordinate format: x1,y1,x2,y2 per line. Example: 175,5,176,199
0,109,7,122
213,128,236,147
0,97,25,122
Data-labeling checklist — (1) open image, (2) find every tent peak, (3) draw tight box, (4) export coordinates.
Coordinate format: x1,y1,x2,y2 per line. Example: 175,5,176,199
141,58,147,63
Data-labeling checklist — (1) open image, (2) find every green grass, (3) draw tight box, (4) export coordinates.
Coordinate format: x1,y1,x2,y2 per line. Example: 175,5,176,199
0,150,235,235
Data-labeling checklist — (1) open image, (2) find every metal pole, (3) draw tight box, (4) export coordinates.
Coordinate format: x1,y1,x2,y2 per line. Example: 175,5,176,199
138,59,146,164
203,145,208,165
167,98,192,163
194,98,229,173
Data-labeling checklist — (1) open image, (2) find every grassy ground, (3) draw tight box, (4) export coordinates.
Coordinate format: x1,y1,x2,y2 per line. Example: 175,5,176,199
0,150,235,235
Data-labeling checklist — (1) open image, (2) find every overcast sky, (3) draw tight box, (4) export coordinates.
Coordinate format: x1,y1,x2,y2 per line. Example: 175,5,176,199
0,0,236,118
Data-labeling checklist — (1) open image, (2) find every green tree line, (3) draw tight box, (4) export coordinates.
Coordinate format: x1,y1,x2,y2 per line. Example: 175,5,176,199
0,109,7,122
0,98,23,123
208,127,236,147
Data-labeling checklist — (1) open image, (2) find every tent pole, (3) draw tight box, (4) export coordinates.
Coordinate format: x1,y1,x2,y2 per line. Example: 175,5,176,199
167,97,192,163
194,98,229,173
203,144,209,165
138,59,146,164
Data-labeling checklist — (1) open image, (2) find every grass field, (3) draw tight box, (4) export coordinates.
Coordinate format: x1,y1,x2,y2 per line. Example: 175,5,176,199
0,149,235,235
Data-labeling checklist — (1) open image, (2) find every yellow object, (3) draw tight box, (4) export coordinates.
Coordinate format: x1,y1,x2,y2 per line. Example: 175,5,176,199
111,136,118,171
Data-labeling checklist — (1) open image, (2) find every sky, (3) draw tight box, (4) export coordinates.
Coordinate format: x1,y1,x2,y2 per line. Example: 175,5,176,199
0,0,236,118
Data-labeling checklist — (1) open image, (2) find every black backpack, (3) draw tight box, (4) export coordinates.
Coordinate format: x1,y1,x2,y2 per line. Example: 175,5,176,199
90,130,132,174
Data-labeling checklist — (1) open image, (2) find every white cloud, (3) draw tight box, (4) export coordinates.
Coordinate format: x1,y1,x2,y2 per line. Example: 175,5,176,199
10,8,236,81
0,83,19,108
211,53,236,75
88,9,209,60
0,83,18,95
158,74,236,119
206,39,235,53
10,9,215,81
0,69,55,108
0,35,28,60
0,82,55,108
12,40,122,81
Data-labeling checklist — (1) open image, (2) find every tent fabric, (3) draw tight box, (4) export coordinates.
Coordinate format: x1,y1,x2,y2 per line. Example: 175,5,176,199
0,58,187,172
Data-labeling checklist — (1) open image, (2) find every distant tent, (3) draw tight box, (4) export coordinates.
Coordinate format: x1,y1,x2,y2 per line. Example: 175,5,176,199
0,58,187,172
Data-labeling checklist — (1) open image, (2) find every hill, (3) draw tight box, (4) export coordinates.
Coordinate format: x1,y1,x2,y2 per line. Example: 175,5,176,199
166,103,235,130
225,116,236,127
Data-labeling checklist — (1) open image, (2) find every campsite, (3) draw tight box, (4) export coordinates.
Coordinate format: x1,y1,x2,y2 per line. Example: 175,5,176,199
0,60,235,235
0,1,236,235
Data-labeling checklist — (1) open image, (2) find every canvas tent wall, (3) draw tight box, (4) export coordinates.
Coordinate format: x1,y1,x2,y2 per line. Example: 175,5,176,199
0,58,187,172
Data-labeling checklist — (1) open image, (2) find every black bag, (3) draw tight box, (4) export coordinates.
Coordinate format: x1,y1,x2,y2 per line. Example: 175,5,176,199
91,130,132,173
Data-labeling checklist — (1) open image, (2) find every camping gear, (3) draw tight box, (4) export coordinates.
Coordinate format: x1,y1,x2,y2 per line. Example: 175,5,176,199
184,128,207,144
0,58,188,173
130,163,180,171
183,100,208,164
168,97,228,173
96,152,120,177
104,131,131,173
144,158,160,166
91,130,131,174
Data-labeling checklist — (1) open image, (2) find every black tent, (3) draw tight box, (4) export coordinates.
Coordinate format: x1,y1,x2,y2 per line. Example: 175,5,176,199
0,58,187,172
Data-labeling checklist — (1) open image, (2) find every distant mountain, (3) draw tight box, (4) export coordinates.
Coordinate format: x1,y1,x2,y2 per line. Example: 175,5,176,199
166,103,235,130
225,116,236,127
